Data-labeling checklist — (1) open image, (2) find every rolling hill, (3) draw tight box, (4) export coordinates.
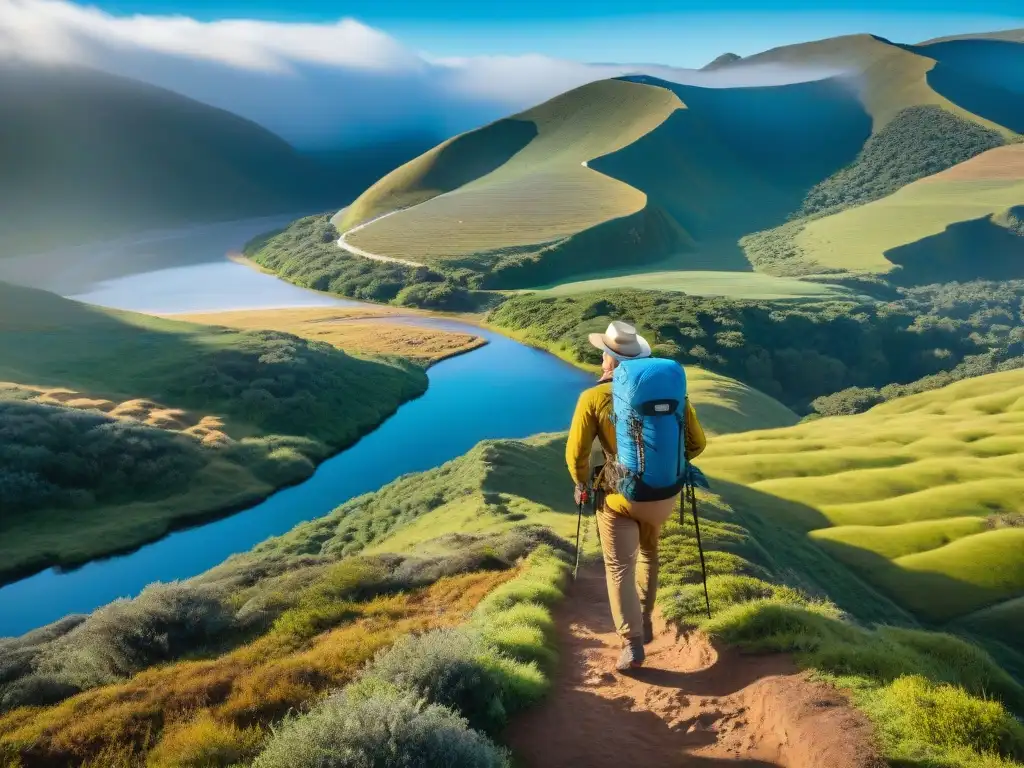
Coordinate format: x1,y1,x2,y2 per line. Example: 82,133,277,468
0,63,423,257
322,32,1021,294
785,144,1024,281
702,367,1024,650
3,377,1022,768
0,280,429,583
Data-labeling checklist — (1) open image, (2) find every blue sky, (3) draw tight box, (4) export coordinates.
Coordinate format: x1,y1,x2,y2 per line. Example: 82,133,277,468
75,1,1023,67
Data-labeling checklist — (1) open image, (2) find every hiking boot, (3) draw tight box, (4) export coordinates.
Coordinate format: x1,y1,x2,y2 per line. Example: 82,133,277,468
642,614,654,645
616,639,645,672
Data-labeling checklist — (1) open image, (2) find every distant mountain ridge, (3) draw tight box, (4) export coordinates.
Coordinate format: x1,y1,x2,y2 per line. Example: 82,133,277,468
0,63,432,257
330,31,1022,290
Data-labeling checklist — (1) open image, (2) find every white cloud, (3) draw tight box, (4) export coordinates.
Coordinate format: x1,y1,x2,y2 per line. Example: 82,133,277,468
0,0,844,148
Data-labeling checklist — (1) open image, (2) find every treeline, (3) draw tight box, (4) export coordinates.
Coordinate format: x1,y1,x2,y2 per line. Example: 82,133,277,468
800,105,1005,217
811,280,1024,415
489,282,1024,414
245,215,489,311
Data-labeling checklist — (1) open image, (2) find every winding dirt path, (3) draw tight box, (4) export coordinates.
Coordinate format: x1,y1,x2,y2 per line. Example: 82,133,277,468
505,563,884,768
337,209,424,267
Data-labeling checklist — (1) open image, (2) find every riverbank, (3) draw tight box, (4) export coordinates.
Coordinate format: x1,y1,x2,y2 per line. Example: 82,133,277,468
1,283,487,589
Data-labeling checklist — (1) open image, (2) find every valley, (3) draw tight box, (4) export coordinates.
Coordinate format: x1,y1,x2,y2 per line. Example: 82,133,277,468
0,15,1022,768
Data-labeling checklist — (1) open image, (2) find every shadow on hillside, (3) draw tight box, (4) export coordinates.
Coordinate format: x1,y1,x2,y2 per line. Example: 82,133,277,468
707,478,918,627
710,476,1023,634
885,213,1024,286
926,52,1024,133
480,437,578,515
812,535,1019,626
591,76,872,254
911,39,1024,97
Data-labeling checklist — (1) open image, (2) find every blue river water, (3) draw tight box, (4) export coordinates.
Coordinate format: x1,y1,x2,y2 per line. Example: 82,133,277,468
0,219,592,637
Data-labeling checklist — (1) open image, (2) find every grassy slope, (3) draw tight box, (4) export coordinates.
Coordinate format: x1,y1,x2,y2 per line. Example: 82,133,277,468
532,269,856,299
0,282,426,582
702,368,1024,637
792,144,1024,277
253,35,1020,301
0,64,341,257
4,370,1022,766
341,79,685,282
338,74,875,288
726,34,1017,136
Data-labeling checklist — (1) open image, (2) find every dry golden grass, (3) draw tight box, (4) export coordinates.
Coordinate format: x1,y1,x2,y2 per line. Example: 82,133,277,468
177,307,485,364
0,570,510,768
1,381,234,444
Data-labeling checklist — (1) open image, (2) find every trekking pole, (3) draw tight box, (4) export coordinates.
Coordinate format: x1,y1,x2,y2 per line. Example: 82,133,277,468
572,497,585,581
688,481,713,619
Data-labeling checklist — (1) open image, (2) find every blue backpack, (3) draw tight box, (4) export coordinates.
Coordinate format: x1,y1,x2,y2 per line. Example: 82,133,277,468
610,358,689,502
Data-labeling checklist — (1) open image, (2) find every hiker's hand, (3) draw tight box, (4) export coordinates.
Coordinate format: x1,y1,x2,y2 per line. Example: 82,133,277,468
574,483,590,506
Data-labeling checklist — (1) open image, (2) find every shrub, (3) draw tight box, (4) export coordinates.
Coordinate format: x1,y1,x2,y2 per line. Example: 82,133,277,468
361,628,509,734
251,687,511,768
800,106,1005,216
660,574,808,624
36,581,233,689
0,400,206,515
148,713,265,768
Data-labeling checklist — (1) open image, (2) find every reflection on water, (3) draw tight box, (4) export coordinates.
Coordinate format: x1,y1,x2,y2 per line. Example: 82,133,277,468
0,213,309,296
70,260,355,314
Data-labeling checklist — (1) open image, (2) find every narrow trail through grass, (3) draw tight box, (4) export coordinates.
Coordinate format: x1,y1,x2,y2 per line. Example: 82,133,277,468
505,561,882,768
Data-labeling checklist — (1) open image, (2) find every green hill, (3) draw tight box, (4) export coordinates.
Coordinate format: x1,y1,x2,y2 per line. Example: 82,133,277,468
3,374,1023,768
287,32,1023,300
751,143,1024,280
703,367,1024,639
0,64,355,256
0,281,426,583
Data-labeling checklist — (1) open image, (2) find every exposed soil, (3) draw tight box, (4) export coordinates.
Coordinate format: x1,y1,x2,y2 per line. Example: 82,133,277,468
505,563,884,768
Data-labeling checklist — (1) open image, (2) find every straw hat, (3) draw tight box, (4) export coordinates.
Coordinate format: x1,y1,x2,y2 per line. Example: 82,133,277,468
588,321,651,361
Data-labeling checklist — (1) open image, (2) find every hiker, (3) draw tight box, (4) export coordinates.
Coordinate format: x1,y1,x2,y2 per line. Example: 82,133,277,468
566,320,706,671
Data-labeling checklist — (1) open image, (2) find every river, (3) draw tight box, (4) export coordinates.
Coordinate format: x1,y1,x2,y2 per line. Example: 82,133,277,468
0,216,592,637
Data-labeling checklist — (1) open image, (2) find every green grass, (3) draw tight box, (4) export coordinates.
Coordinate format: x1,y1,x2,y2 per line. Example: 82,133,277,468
795,145,1024,278
341,79,686,287
532,269,856,300
704,368,1024,632
0,281,426,582
742,107,1015,278
4,365,1024,766
655,443,1024,768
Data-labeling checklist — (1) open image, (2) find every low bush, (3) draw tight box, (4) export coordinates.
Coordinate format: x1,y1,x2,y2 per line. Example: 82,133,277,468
873,675,1024,760
363,628,512,734
251,686,511,768
248,545,568,767
0,400,206,515
30,582,232,693
489,280,1024,413
800,106,1005,217
147,713,265,768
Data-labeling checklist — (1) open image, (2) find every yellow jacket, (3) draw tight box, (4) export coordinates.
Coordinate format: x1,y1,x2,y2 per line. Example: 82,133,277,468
566,379,706,512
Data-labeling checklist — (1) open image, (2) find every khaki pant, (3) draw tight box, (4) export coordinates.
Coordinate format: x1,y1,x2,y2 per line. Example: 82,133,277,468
596,494,677,641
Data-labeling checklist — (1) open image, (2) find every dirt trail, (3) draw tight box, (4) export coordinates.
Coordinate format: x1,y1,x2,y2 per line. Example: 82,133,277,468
505,563,883,768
